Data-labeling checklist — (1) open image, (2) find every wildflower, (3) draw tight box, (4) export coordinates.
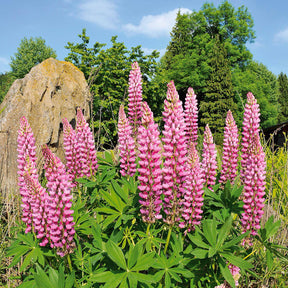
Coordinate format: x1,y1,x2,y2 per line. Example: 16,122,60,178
162,81,188,225
241,92,260,179
137,102,162,223
23,172,49,246
241,134,266,237
118,105,137,177
201,124,217,190
228,264,241,287
128,62,143,134
62,118,81,184
180,143,204,232
184,87,198,146
42,145,75,256
17,116,37,233
76,108,98,178
240,93,266,238
219,111,239,185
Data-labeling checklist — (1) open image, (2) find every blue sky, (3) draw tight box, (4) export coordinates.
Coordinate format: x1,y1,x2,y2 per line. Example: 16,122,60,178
1,0,288,76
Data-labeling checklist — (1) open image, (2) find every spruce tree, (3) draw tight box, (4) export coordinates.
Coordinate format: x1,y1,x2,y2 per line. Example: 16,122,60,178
278,72,288,123
200,35,237,144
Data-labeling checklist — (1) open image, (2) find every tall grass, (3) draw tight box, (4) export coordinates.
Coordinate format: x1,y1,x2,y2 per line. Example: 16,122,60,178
264,132,288,245
248,132,288,287
0,191,21,287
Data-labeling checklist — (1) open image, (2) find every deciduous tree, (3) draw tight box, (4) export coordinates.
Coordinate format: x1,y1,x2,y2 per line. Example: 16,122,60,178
65,29,160,148
10,37,56,79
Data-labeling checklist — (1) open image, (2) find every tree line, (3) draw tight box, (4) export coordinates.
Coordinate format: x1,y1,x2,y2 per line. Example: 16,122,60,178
1,1,288,147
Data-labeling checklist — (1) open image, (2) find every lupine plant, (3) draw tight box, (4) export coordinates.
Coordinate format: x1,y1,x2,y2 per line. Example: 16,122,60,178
180,143,204,233
42,145,76,256
184,87,198,147
128,61,143,135
201,124,218,190
219,111,239,185
117,104,137,177
76,108,98,178
137,102,163,224
62,118,81,184
162,81,188,227
7,63,288,288
17,116,38,234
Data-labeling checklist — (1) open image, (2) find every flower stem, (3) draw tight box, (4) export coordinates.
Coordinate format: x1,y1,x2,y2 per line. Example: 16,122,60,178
67,254,80,288
164,227,172,255
146,224,151,236
67,254,73,273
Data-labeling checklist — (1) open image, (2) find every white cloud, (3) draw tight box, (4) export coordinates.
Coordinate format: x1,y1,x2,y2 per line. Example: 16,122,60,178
275,28,288,43
123,8,192,38
76,0,119,29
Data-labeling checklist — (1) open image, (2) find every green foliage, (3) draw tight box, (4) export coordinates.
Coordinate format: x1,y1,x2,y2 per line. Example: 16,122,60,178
65,29,160,149
264,135,288,240
5,150,288,287
161,1,255,103
232,61,280,128
200,35,237,143
277,72,288,123
203,181,244,218
0,72,14,103
157,1,279,132
10,37,57,79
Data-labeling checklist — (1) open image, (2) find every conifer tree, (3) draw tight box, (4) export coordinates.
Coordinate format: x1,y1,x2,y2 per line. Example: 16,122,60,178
200,35,236,143
160,1,255,104
278,72,288,123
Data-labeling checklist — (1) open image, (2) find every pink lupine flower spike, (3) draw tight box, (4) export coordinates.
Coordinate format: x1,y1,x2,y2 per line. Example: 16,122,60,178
137,102,163,224
219,110,239,185
201,124,217,191
118,105,137,177
42,145,76,257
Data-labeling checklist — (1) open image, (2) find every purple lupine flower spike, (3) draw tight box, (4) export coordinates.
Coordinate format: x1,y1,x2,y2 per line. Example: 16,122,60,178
184,87,198,147
118,105,137,177
180,143,204,232
201,124,217,191
42,145,75,257
241,134,266,237
17,116,37,233
63,118,81,184
128,62,143,134
137,102,163,223
162,81,188,226
76,108,98,178
219,111,239,185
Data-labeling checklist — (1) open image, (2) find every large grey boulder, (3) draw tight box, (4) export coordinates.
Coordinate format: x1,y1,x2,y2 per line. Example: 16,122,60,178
0,58,91,197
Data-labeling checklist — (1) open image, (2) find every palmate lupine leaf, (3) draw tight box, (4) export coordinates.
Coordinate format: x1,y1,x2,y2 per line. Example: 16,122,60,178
202,218,217,247
33,264,75,288
7,232,52,271
96,179,134,230
152,253,193,287
92,241,156,287
106,240,127,270
136,230,166,252
218,257,235,288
